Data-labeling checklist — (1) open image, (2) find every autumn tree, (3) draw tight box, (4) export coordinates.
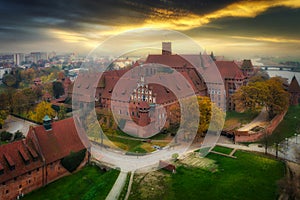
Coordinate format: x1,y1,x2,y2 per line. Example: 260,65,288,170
233,77,290,119
11,90,29,115
168,96,225,137
29,101,55,123
58,105,67,120
0,110,8,129
53,81,65,98
2,74,17,87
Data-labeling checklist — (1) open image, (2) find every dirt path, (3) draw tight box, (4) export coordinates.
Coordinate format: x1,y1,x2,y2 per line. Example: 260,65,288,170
238,107,269,131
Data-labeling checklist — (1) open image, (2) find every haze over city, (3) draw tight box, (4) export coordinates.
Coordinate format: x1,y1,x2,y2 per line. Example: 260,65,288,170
0,0,300,58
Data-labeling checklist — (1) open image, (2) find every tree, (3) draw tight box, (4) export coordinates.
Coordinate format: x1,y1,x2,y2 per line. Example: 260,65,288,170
2,74,17,87
11,90,29,115
0,131,12,141
13,130,25,141
53,81,65,98
233,77,290,119
29,101,56,123
58,105,67,120
0,110,8,129
168,96,225,137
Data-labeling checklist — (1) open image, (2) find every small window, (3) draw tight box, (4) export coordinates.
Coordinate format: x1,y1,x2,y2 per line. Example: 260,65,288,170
19,185,22,189
6,190,9,194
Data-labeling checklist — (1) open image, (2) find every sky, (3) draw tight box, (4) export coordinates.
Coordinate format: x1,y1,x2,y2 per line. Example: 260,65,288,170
0,0,300,58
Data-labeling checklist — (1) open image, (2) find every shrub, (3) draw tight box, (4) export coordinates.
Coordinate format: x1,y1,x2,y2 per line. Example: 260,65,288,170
61,149,86,172
0,131,12,141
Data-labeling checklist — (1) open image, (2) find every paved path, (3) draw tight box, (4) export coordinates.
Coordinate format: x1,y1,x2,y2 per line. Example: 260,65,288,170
106,171,128,200
238,107,269,131
125,171,134,200
217,134,300,163
1,115,36,136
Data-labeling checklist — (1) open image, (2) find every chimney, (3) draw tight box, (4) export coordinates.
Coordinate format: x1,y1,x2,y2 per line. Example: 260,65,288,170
43,115,52,131
162,42,172,55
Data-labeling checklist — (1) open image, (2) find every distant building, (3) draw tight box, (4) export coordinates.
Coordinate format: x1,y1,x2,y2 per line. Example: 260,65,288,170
0,54,14,64
288,76,300,105
0,117,89,200
30,52,48,63
13,53,25,66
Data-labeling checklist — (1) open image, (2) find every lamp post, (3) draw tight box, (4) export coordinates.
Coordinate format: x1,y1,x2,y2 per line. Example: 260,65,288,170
274,142,279,158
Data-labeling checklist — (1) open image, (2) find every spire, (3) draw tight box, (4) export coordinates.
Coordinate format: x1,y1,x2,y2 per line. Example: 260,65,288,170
289,75,300,93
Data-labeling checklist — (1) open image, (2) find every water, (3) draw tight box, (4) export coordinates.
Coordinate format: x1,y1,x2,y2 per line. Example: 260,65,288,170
266,70,300,83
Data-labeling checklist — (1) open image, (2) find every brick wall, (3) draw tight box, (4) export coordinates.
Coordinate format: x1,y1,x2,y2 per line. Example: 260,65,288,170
0,151,89,200
0,167,43,200
234,111,287,142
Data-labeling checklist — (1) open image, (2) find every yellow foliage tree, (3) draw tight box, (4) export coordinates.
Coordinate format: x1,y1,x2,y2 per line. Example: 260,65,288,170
29,101,56,123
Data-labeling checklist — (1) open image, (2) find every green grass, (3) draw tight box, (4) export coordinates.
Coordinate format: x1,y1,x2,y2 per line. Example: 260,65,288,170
225,111,259,123
23,165,119,200
130,151,285,200
0,141,8,145
107,135,145,153
212,146,233,155
119,172,131,200
262,105,300,145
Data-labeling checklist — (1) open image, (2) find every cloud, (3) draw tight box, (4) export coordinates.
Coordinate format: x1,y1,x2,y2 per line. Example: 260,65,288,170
0,0,299,56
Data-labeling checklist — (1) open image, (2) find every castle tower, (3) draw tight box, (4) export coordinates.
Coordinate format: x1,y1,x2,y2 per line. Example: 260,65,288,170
288,76,300,105
162,42,172,55
138,101,151,127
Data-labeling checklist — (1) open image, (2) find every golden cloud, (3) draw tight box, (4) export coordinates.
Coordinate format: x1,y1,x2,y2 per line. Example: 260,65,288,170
51,0,300,47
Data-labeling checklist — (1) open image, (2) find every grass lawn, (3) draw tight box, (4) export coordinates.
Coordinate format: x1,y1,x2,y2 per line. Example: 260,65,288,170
224,111,259,130
212,146,233,155
262,105,300,145
130,151,285,200
23,165,119,200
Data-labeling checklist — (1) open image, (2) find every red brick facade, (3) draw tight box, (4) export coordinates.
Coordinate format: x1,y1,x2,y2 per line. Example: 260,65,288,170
0,117,89,200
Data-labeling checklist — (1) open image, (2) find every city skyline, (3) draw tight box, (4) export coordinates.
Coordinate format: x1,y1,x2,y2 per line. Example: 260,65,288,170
0,0,300,58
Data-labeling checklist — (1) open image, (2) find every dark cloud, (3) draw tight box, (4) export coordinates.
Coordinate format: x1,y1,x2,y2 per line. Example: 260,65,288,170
185,6,300,40
0,0,299,56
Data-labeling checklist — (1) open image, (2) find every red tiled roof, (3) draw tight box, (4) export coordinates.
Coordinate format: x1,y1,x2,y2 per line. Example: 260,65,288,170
145,54,193,68
0,140,43,183
215,61,246,80
289,76,300,93
30,117,87,164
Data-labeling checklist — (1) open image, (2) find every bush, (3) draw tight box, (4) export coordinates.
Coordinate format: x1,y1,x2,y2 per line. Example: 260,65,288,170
14,130,25,141
61,149,86,172
0,131,12,141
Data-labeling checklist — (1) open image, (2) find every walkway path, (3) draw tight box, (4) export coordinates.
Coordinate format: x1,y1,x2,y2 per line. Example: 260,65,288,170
125,171,134,200
238,107,269,131
1,115,36,136
217,134,300,163
106,171,128,200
